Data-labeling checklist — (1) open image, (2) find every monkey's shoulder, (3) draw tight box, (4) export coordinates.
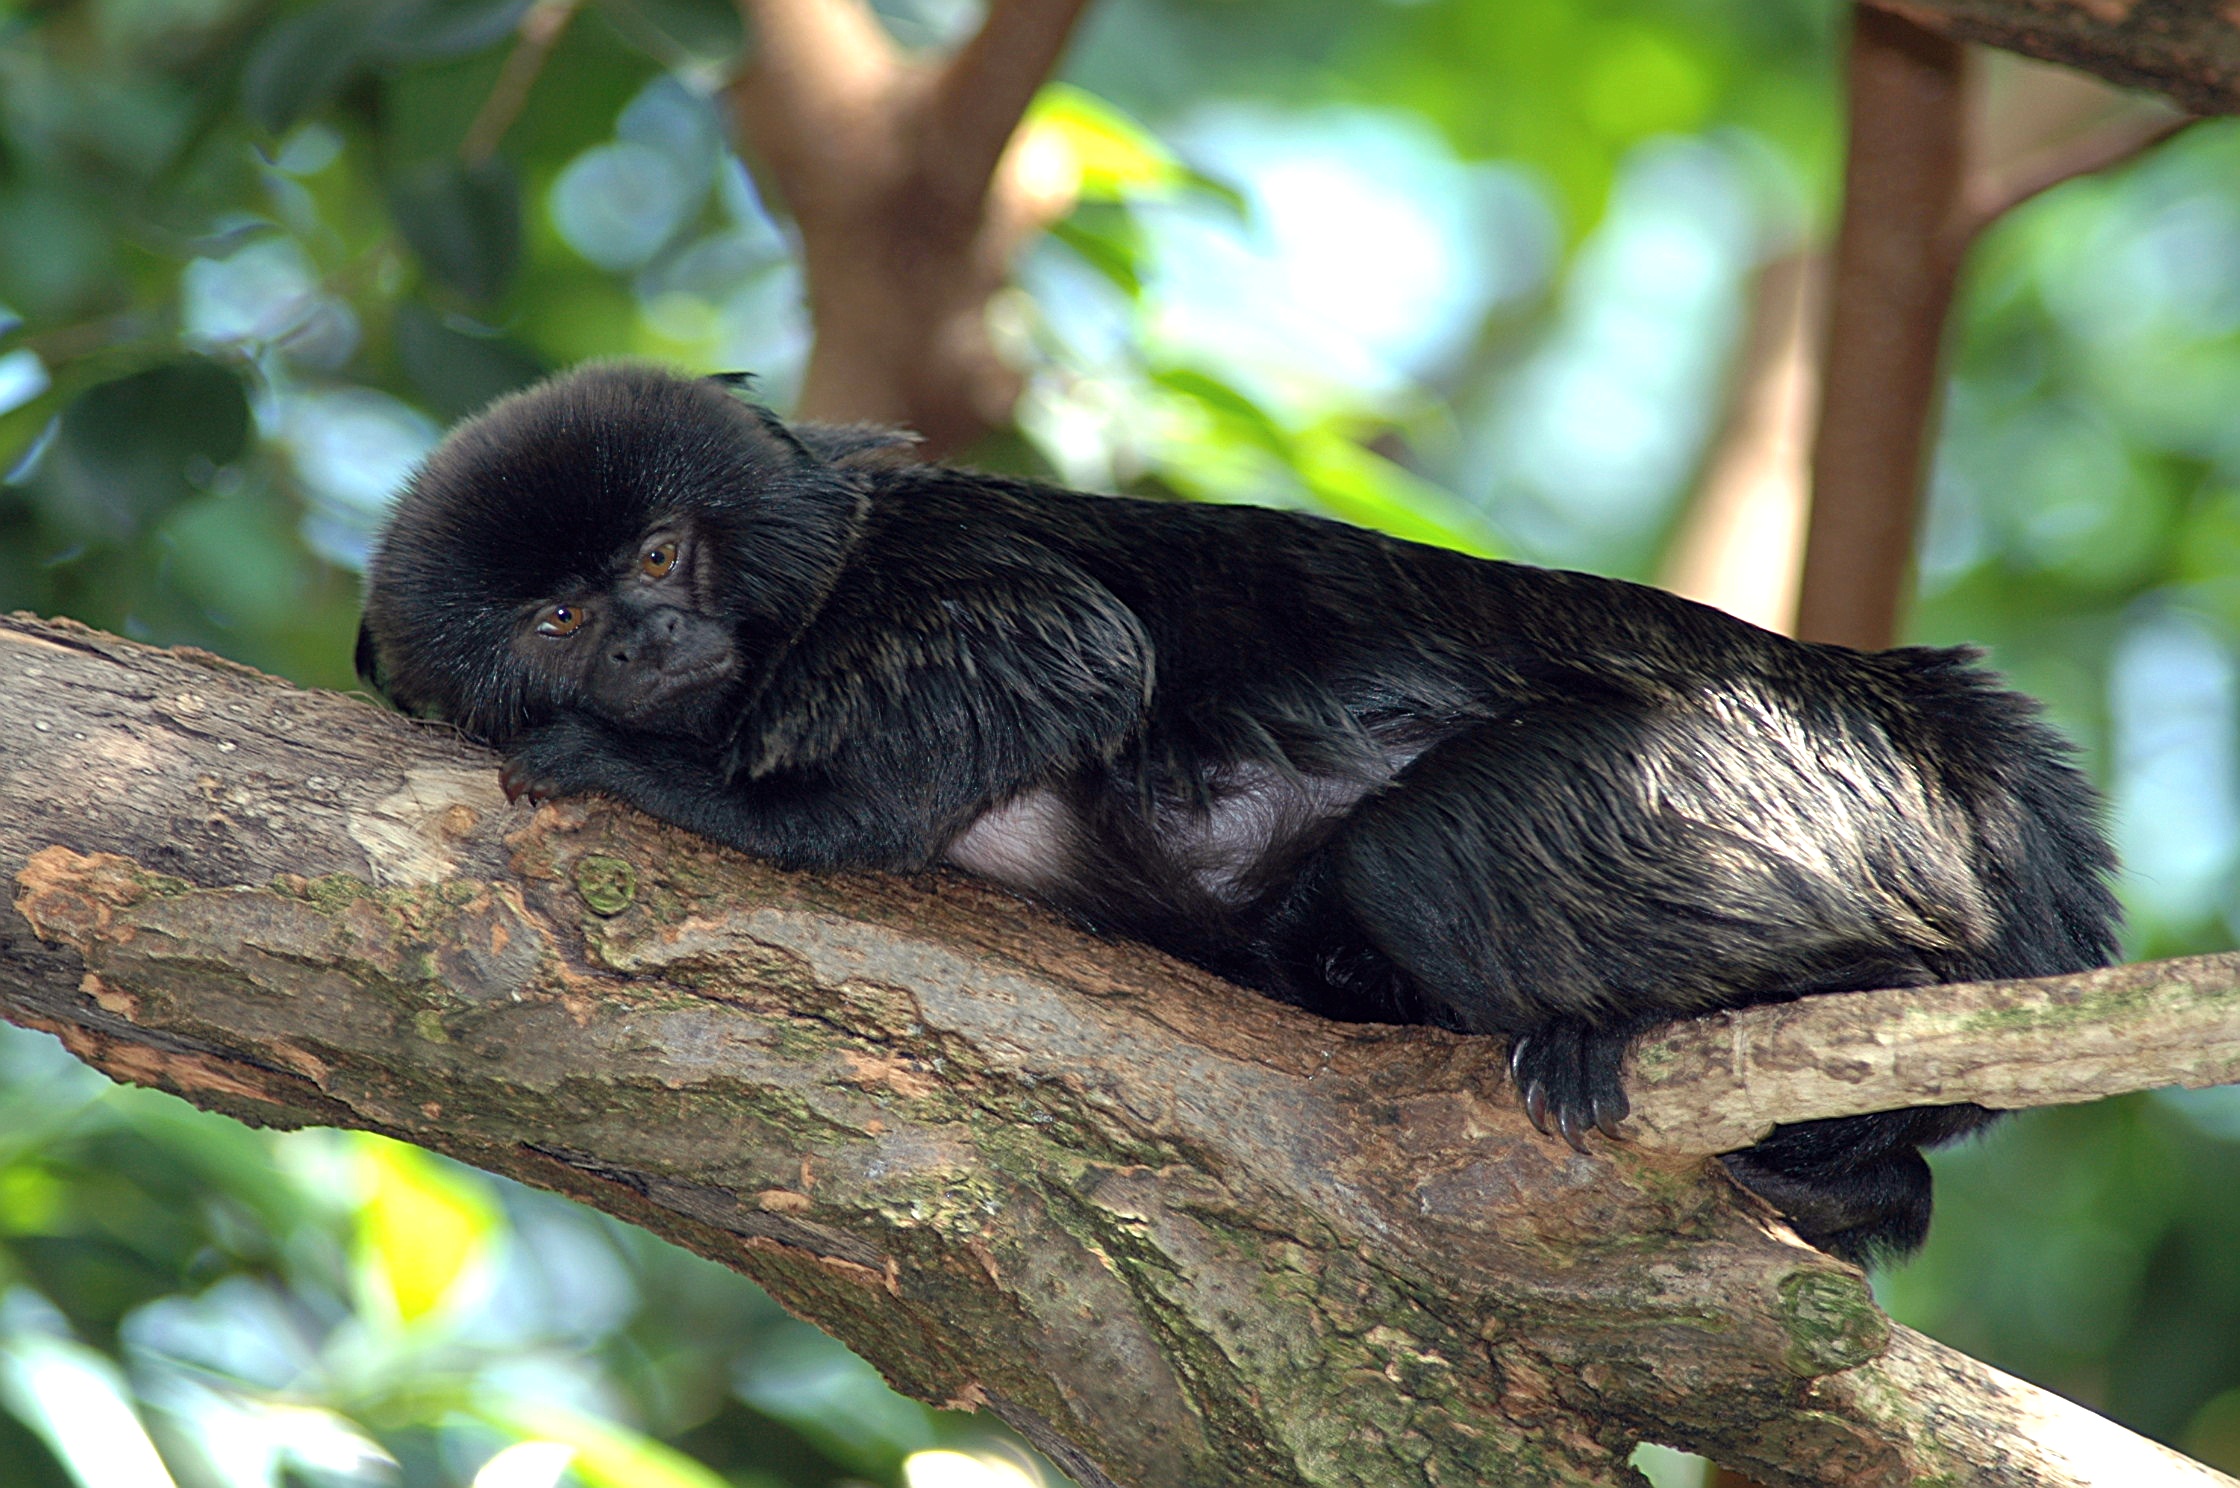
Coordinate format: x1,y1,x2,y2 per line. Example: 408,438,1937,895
733,488,1154,780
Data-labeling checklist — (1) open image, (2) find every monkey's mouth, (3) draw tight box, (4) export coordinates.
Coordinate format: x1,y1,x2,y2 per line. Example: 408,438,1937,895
653,655,739,694
606,655,742,735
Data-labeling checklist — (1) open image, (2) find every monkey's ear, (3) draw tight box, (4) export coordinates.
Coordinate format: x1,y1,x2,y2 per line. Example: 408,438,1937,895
704,371,919,469
793,422,923,471
705,372,825,465
743,402,823,464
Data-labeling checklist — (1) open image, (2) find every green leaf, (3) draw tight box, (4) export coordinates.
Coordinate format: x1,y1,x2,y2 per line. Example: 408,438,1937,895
240,0,389,136
394,301,547,418
1292,427,1496,557
71,362,251,470
479,1400,734,1488
0,395,61,486
353,1135,499,1326
1175,165,1248,218
618,0,746,61
24,361,252,542
0,1408,69,1488
373,0,532,63
1149,367,1291,457
1578,21,1715,141
0,1328,177,1488
1022,84,1186,204
389,156,523,304
1048,208,1144,296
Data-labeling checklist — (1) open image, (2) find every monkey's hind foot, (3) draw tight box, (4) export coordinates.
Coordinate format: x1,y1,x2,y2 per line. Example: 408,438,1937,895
1507,1019,1640,1153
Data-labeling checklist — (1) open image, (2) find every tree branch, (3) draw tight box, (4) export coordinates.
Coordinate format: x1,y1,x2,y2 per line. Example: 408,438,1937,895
1874,0,2240,116
1763,18,2199,657
1659,251,1819,636
1625,952,2240,1152
930,0,1094,197
460,0,584,166
1725,1325,2238,1488
5,612,2236,1488
733,0,902,194
1956,108,2198,245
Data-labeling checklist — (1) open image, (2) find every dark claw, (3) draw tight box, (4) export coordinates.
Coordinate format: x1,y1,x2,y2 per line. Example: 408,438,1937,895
1521,1078,1551,1136
1506,1018,1643,1151
1557,1103,1591,1155
499,759,550,805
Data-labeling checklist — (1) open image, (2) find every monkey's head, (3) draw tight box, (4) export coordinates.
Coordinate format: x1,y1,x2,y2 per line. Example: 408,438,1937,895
358,362,896,745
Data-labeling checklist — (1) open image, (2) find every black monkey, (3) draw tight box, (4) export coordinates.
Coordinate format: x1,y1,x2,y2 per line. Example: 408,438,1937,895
357,362,2120,1263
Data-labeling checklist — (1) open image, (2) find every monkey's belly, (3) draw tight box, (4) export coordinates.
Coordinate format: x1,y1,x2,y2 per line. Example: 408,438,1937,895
945,789,1080,892
945,764,1387,906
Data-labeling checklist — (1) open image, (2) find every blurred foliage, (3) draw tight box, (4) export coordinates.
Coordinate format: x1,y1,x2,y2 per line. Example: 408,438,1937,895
0,1031,1034,1488
0,0,2237,1484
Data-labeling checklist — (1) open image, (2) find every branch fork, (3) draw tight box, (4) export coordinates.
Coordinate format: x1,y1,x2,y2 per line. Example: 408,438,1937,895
727,0,1093,451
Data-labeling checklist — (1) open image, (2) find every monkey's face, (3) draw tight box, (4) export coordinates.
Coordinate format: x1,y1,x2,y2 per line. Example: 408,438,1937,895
508,515,743,739
358,362,870,746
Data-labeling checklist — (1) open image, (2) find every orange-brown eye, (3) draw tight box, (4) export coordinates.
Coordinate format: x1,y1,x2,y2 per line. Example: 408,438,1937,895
642,541,678,578
536,605,584,637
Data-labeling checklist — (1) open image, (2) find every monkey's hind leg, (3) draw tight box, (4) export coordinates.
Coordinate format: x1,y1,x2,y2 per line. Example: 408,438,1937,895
1297,697,1949,1157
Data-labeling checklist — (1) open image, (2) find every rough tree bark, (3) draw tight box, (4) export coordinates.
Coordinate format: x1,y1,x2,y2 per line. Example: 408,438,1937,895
11,4,2240,1485
1885,0,2240,114
6,615,2237,1488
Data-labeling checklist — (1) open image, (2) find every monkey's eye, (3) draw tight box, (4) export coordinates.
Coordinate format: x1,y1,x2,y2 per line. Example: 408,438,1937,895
536,605,585,638
641,541,678,578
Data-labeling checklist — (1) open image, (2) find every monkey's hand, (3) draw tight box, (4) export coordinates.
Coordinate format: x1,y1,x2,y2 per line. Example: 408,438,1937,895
497,716,623,805
1507,1018,1645,1154
492,714,935,871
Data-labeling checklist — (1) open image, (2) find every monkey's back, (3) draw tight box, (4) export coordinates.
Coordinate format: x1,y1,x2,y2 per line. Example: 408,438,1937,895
860,469,2119,1003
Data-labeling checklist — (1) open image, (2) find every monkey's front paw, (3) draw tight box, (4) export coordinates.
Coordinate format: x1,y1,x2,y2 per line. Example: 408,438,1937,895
499,756,567,805
497,717,610,804
1508,1020,1636,1153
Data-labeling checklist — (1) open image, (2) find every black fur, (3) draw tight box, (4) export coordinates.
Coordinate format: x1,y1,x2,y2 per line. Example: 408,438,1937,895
358,362,2121,1264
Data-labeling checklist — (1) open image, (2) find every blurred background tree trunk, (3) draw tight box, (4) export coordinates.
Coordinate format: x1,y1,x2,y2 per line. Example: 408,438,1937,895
727,0,1092,454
